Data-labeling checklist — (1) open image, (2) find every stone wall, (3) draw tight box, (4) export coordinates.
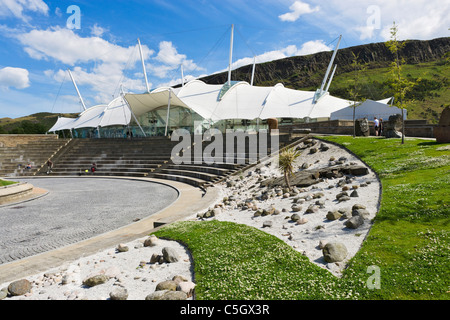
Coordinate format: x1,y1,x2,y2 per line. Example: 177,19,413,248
279,119,436,138
434,106,450,143
0,134,59,148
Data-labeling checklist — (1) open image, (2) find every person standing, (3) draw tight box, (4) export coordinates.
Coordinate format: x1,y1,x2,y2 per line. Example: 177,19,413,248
46,160,53,174
379,118,384,136
374,117,380,136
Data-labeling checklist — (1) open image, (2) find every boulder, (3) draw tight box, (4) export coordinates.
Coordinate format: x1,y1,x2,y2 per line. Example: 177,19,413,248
117,244,129,252
319,240,328,249
435,106,450,143
336,191,348,200
8,279,32,296
156,280,178,291
338,196,351,202
144,235,159,247
109,287,128,300
177,281,196,298
82,275,110,287
305,205,319,214
345,215,365,229
350,190,359,197
290,213,301,222
322,242,348,263
320,143,330,151
172,275,189,283
385,114,403,138
150,253,163,264
352,208,371,219
326,210,342,221
296,217,308,225
162,247,179,263
260,164,369,188
355,118,370,136
146,290,187,300
262,221,273,228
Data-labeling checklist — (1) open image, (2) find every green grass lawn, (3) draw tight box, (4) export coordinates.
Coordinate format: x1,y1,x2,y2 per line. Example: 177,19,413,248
154,137,450,300
0,179,17,187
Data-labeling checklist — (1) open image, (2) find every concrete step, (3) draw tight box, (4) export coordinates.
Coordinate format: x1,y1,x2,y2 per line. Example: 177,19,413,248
54,160,166,166
46,171,149,177
166,164,230,176
160,169,219,182
148,173,206,188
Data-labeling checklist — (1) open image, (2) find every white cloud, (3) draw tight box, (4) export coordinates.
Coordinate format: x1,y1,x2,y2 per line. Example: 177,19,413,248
296,40,332,55
0,67,30,89
279,1,319,22
355,25,376,40
18,27,152,66
150,41,204,79
155,41,185,66
307,0,450,41
90,24,107,37
15,27,156,103
0,0,49,22
54,7,62,17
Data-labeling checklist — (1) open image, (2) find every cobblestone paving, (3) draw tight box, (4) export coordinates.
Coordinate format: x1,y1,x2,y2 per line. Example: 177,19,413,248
0,178,178,265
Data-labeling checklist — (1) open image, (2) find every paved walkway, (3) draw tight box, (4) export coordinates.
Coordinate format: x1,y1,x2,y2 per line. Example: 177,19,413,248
0,176,219,284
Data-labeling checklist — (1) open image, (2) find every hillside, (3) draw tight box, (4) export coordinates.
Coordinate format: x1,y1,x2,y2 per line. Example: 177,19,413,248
0,112,78,134
0,37,448,133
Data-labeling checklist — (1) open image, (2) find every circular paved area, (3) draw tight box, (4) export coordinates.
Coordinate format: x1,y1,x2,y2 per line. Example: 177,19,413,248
0,177,179,265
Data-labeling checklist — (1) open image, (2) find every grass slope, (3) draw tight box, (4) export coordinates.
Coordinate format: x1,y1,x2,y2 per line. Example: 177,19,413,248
327,60,450,124
322,136,449,300
0,112,78,134
154,137,449,300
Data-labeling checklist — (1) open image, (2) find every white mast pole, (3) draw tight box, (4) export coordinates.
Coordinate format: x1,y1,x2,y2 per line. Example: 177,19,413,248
68,68,87,111
325,64,337,93
165,89,172,136
228,24,234,85
181,64,184,87
319,35,342,95
251,56,256,86
138,38,150,93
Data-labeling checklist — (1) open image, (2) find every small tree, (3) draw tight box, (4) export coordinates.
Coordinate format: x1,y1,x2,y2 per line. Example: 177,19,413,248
347,52,367,137
385,21,418,144
278,147,301,190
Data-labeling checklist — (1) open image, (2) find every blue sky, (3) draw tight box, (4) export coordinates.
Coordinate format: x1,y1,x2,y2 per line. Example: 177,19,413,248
0,0,449,118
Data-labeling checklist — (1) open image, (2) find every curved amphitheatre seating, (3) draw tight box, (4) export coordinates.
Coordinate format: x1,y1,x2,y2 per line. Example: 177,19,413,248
0,138,70,178
0,133,308,189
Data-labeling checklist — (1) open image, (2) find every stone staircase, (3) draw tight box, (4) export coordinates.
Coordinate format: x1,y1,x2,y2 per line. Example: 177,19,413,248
0,138,70,177
47,138,176,177
148,132,298,188
0,131,307,189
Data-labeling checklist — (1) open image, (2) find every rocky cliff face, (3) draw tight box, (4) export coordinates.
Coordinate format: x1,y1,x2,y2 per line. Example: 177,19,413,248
198,37,450,89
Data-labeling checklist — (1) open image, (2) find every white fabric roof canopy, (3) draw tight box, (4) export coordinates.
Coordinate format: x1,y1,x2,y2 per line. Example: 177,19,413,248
330,99,405,121
50,79,395,132
48,96,131,132
124,80,355,122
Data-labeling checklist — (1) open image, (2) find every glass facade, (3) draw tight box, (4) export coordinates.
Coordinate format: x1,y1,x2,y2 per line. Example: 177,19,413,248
62,104,317,139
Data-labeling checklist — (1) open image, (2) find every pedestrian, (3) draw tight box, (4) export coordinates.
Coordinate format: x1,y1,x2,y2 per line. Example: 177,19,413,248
91,162,97,173
25,163,32,170
379,118,384,136
374,117,379,136
46,159,53,174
